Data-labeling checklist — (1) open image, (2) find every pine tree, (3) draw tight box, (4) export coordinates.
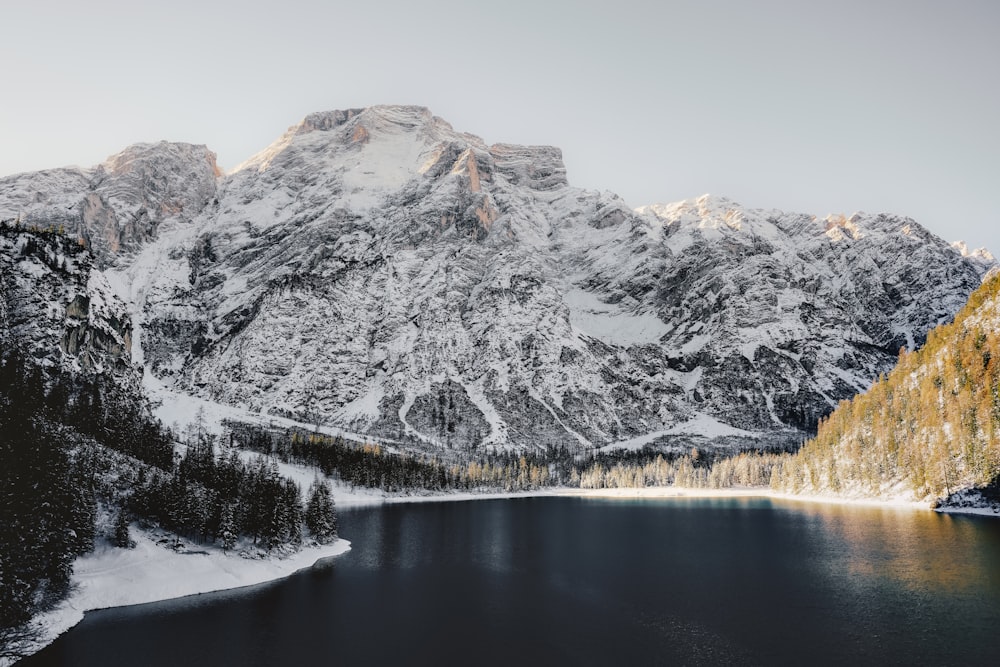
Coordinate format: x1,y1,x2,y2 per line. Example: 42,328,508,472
219,502,237,552
113,507,135,549
305,478,338,544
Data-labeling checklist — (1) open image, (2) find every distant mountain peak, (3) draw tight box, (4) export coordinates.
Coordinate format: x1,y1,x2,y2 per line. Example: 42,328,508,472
100,140,220,177
951,240,995,261
823,213,864,241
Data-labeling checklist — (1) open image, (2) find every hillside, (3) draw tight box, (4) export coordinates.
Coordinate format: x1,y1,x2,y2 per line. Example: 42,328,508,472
773,271,1000,504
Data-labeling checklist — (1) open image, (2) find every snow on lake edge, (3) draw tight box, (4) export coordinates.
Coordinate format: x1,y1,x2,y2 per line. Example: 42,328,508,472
17,535,350,664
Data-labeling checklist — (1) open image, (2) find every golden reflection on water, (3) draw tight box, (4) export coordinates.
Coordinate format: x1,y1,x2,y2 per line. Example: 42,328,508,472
773,499,998,594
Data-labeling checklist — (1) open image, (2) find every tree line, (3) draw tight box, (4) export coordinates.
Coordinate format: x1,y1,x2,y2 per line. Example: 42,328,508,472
224,422,794,495
226,423,578,493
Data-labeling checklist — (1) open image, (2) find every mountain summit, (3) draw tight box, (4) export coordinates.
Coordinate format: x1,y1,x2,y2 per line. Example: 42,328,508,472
1,106,993,452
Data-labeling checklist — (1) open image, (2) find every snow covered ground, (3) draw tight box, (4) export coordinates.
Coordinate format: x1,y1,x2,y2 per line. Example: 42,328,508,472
13,534,349,665
596,412,759,452
145,366,382,446
936,505,1000,518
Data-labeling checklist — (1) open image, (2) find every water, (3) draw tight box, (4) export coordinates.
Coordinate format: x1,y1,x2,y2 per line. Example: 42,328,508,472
24,497,1000,665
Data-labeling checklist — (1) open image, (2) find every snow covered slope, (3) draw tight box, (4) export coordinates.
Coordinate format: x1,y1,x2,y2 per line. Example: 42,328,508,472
1,106,992,452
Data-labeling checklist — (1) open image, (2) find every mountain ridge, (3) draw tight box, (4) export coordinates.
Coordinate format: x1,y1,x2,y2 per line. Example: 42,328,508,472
1,105,994,453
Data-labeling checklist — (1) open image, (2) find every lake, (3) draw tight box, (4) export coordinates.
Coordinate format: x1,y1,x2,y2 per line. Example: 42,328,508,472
23,497,1000,666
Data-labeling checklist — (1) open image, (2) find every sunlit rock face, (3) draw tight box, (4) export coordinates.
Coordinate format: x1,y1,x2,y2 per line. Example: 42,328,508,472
2,106,992,452
0,142,220,266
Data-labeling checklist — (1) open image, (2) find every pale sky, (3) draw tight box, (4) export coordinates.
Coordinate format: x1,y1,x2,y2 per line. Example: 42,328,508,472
2,0,998,253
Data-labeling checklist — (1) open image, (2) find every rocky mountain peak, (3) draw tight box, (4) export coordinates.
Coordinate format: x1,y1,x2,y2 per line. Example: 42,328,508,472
950,241,997,279
0,141,220,266
95,141,220,215
640,194,747,230
952,240,996,260
822,213,864,241
487,144,567,192
101,140,220,177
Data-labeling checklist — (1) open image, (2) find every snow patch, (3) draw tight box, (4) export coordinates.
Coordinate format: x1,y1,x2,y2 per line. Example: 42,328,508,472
563,287,669,347
25,533,349,663
334,383,385,423
598,412,759,452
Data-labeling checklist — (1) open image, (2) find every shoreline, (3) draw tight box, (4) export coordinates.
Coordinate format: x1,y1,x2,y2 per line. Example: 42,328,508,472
366,483,1000,518
14,482,996,663
564,486,928,510
15,534,350,665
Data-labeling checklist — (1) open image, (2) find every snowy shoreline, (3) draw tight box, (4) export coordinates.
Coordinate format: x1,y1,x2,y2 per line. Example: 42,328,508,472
369,483,1000,518
14,482,997,663
14,534,350,665
564,486,928,509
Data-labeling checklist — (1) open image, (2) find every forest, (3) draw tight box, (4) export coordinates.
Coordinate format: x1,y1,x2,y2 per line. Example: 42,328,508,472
225,421,792,496
227,422,576,493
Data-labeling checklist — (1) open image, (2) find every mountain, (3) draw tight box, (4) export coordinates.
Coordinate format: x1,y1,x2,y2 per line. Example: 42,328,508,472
773,270,1000,504
1,105,993,453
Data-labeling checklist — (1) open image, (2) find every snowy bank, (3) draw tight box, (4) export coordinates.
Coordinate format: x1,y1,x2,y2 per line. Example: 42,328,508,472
333,480,999,519
336,484,933,513
563,485,930,511
562,485,1000,517
16,533,350,664
936,505,1000,518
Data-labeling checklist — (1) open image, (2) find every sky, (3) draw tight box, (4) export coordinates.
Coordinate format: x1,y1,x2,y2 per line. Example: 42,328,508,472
2,0,998,253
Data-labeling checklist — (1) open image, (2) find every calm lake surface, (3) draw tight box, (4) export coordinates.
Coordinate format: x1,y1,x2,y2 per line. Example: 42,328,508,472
24,497,1000,666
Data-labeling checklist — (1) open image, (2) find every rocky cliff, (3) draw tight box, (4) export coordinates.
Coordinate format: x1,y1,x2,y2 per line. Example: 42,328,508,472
0,223,138,389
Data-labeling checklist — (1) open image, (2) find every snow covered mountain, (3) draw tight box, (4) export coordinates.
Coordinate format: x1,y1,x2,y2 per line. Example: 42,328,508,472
0,105,993,452
0,141,219,265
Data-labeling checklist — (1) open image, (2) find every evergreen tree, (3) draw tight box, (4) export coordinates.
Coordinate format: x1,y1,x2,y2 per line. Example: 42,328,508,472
219,502,238,552
113,507,135,549
305,478,338,544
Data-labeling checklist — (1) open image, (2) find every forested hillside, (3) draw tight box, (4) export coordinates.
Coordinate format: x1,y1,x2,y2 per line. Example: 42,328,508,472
772,271,1000,502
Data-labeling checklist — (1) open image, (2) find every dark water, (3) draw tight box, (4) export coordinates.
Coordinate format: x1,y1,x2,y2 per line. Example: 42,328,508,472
24,497,1000,666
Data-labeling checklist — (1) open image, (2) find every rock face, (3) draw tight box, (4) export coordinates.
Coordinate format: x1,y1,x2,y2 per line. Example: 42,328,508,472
0,224,139,388
1,106,993,452
0,142,220,265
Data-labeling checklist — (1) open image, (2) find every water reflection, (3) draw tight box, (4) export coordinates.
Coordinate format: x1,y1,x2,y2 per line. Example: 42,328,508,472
774,500,1000,594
